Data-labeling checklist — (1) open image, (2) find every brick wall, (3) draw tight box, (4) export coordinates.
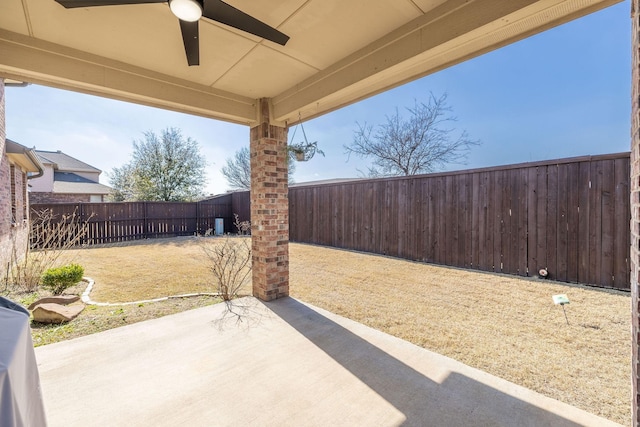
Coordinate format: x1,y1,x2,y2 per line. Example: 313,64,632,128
0,78,11,271
0,79,9,239
632,1,639,425
29,192,92,204
9,165,28,223
0,80,30,273
250,99,289,301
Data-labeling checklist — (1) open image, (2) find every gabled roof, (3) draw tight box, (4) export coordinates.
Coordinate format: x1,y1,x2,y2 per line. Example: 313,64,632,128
35,150,101,174
5,139,44,176
51,172,112,195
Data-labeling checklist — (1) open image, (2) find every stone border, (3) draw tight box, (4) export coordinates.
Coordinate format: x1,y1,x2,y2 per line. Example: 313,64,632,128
80,277,220,307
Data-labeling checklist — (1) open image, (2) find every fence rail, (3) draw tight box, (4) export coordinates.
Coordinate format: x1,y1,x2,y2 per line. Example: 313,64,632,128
31,153,631,290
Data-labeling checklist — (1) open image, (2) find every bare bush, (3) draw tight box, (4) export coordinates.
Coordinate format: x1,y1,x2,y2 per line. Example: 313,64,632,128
1,208,90,294
200,236,251,301
30,208,91,250
233,213,251,236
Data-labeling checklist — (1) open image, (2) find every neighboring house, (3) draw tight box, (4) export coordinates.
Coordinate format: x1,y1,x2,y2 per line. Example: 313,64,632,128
0,139,44,270
29,150,112,203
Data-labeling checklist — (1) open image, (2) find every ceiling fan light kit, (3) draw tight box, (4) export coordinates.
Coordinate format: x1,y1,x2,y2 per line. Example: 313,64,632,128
169,0,202,22
53,0,290,66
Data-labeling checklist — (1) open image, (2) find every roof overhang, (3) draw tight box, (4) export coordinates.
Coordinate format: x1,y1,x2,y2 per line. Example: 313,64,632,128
5,139,45,176
51,181,112,195
0,0,624,126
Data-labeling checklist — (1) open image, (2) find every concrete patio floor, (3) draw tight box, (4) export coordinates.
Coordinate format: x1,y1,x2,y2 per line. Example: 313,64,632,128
35,297,621,427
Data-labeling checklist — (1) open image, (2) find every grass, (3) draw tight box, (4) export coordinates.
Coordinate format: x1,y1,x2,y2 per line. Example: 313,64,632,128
5,236,630,425
6,237,230,346
69,238,217,302
289,243,630,426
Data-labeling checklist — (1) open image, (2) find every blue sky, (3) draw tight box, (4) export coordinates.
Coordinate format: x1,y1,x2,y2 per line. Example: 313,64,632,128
5,1,630,196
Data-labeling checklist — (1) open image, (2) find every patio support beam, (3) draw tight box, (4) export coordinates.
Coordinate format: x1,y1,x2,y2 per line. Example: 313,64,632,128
250,98,289,301
0,29,256,125
271,0,621,124
632,1,640,425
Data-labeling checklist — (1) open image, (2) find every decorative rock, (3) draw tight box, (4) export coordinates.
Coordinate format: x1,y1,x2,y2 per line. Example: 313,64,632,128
31,303,85,324
28,295,80,311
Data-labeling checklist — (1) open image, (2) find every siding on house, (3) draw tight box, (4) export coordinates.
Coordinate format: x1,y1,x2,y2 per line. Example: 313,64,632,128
29,150,111,203
29,163,54,192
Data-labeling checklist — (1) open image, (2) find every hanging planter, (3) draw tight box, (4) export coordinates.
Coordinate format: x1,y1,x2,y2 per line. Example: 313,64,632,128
289,141,323,162
289,116,324,162
294,149,306,162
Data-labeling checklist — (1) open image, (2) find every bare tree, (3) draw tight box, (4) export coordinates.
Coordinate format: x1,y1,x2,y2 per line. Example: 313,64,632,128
345,93,480,177
221,146,296,191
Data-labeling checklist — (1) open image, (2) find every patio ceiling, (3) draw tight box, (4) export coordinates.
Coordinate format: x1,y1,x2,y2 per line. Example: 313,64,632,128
0,0,623,126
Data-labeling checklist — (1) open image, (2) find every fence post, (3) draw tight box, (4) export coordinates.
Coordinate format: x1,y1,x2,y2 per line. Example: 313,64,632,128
196,201,200,236
143,201,148,239
80,202,86,245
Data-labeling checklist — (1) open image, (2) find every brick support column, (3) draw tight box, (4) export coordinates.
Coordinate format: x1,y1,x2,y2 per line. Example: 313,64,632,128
250,98,289,301
632,1,640,425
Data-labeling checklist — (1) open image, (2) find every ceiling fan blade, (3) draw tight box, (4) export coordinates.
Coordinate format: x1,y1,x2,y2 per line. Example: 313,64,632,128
203,0,289,46
179,19,200,66
55,0,165,7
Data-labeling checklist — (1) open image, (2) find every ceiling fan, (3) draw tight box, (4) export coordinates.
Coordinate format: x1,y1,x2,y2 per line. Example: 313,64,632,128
53,0,290,66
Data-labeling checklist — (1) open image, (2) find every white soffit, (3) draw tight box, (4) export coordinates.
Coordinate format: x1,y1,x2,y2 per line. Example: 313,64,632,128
0,0,624,126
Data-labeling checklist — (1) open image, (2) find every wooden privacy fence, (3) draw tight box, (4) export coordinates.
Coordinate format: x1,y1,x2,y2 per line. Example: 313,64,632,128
289,153,631,290
31,198,237,245
31,153,631,290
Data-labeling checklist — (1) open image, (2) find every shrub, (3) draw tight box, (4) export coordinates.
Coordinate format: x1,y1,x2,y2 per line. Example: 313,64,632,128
2,208,91,294
41,264,84,295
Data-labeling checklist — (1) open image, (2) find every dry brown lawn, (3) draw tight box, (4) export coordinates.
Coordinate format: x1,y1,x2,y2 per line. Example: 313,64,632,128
289,243,630,426
70,238,217,302
13,236,630,425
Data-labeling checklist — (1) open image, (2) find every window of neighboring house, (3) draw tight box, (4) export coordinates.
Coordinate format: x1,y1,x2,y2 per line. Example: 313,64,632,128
89,195,103,203
9,164,16,224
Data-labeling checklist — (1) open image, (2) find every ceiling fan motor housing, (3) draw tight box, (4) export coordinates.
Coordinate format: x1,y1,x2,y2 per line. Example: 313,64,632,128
53,0,289,67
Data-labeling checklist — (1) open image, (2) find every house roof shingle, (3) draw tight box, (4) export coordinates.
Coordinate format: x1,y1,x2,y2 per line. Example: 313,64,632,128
35,150,101,173
52,173,112,195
